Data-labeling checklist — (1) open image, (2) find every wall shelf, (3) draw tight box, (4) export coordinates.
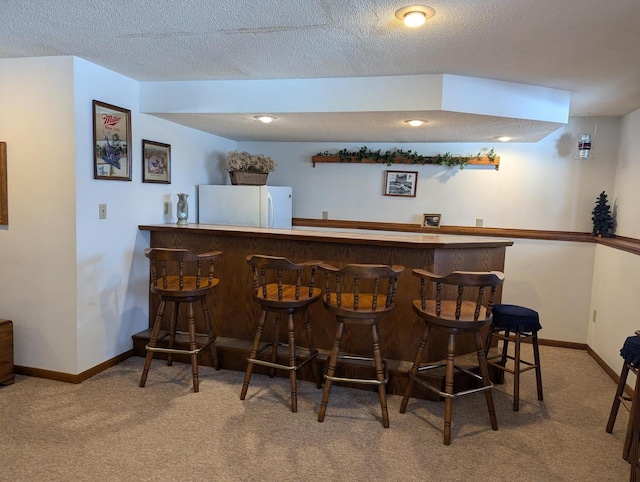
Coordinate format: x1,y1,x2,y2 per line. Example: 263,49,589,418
311,154,500,170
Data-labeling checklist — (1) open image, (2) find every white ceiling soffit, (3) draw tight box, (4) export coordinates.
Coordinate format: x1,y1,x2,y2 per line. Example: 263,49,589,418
4,0,638,143
141,74,569,142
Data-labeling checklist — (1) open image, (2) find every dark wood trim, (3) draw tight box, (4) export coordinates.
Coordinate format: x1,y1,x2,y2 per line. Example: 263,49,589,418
143,220,640,250
294,219,640,251
537,338,587,350
293,218,594,243
14,349,134,384
588,345,633,397
596,235,640,256
138,224,513,249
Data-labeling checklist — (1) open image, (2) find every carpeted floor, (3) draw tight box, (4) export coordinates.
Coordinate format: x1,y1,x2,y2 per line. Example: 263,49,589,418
0,345,632,481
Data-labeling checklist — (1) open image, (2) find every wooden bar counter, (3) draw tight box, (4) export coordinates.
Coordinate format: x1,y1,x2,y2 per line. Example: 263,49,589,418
135,224,513,398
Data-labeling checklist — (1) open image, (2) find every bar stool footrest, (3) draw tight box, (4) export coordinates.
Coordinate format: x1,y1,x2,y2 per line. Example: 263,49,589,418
247,344,319,372
145,332,215,356
324,355,389,385
411,364,494,399
487,354,539,375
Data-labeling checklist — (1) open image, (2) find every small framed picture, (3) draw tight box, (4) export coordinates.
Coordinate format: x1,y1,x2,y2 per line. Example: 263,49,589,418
422,213,441,228
384,170,418,197
93,100,132,181
142,139,171,184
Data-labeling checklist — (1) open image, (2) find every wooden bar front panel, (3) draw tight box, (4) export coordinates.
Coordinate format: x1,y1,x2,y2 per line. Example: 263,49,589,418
144,229,506,365
0,319,14,385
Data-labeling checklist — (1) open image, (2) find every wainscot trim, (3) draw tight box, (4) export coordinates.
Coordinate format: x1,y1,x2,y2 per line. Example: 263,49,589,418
294,218,640,255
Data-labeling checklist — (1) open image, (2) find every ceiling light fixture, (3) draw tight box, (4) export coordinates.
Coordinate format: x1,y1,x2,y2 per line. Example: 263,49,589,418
254,115,276,124
395,5,436,28
405,119,427,127
496,136,512,142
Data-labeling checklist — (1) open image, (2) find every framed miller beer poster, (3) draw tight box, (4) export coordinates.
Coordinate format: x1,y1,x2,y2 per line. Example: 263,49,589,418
93,100,132,181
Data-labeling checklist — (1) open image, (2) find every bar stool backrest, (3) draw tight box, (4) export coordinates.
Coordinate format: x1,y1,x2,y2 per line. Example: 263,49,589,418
319,263,405,318
413,269,505,323
145,248,222,293
246,255,323,302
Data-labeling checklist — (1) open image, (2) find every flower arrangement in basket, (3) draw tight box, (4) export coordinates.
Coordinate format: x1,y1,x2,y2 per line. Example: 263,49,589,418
226,151,276,185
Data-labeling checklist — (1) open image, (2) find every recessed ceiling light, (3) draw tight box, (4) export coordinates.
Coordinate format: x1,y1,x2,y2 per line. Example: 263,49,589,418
496,136,512,142
395,5,436,28
254,115,276,124
405,119,427,127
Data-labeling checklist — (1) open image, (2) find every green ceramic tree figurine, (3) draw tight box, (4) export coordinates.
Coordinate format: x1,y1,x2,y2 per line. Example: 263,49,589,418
591,191,614,237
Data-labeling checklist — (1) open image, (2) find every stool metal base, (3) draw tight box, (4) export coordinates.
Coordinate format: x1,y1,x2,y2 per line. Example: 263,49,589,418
409,362,494,399
144,330,215,356
247,341,319,372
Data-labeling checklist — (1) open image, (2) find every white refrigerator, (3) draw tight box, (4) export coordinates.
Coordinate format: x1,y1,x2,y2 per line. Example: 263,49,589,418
198,185,293,229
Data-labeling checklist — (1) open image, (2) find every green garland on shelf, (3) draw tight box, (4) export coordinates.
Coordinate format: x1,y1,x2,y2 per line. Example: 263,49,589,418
316,146,497,169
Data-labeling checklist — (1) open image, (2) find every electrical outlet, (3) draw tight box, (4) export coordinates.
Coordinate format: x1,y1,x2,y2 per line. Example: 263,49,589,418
99,204,107,219
592,309,597,323
322,211,329,220
476,218,484,227
163,201,170,214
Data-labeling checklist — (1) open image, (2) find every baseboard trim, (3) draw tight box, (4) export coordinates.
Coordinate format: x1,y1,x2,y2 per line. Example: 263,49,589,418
587,345,632,396
13,341,626,396
14,349,134,384
538,338,587,350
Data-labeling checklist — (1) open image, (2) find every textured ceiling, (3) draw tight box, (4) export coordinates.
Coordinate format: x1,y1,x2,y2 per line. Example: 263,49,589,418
2,0,639,142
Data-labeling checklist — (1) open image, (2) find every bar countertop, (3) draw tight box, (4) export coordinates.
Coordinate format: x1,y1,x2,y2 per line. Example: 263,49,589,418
138,223,514,249
137,222,513,398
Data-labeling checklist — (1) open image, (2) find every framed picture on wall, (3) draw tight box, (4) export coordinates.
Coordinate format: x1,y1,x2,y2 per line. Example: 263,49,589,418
422,213,441,228
384,170,418,197
142,139,171,184
93,100,132,181
0,142,7,225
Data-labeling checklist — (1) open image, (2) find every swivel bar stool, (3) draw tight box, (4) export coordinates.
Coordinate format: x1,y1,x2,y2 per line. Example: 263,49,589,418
400,269,504,445
317,262,404,428
485,304,543,411
140,248,222,393
240,255,323,412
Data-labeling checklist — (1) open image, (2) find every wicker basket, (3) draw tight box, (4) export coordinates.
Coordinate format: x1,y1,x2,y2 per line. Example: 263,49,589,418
229,171,269,186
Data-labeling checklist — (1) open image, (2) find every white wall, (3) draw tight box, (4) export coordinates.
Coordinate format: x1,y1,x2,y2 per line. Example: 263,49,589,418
0,57,236,374
589,246,640,370
0,57,79,373
503,239,595,343
236,118,619,344
241,117,618,231
588,107,640,381
72,58,235,373
612,109,640,239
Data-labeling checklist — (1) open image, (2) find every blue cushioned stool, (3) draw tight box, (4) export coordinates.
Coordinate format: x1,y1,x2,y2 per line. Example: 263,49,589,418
485,304,543,411
606,334,640,461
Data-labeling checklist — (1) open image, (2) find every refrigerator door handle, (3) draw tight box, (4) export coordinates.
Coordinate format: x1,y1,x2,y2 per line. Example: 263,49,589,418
267,192,274,228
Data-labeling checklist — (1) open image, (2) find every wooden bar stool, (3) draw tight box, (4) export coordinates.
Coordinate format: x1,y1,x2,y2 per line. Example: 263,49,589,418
317,263,404,428
140,248,222,393
485,304,543,411
607,333,640,461
399,269,504,445
240,255,323,412
627,358,640,481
